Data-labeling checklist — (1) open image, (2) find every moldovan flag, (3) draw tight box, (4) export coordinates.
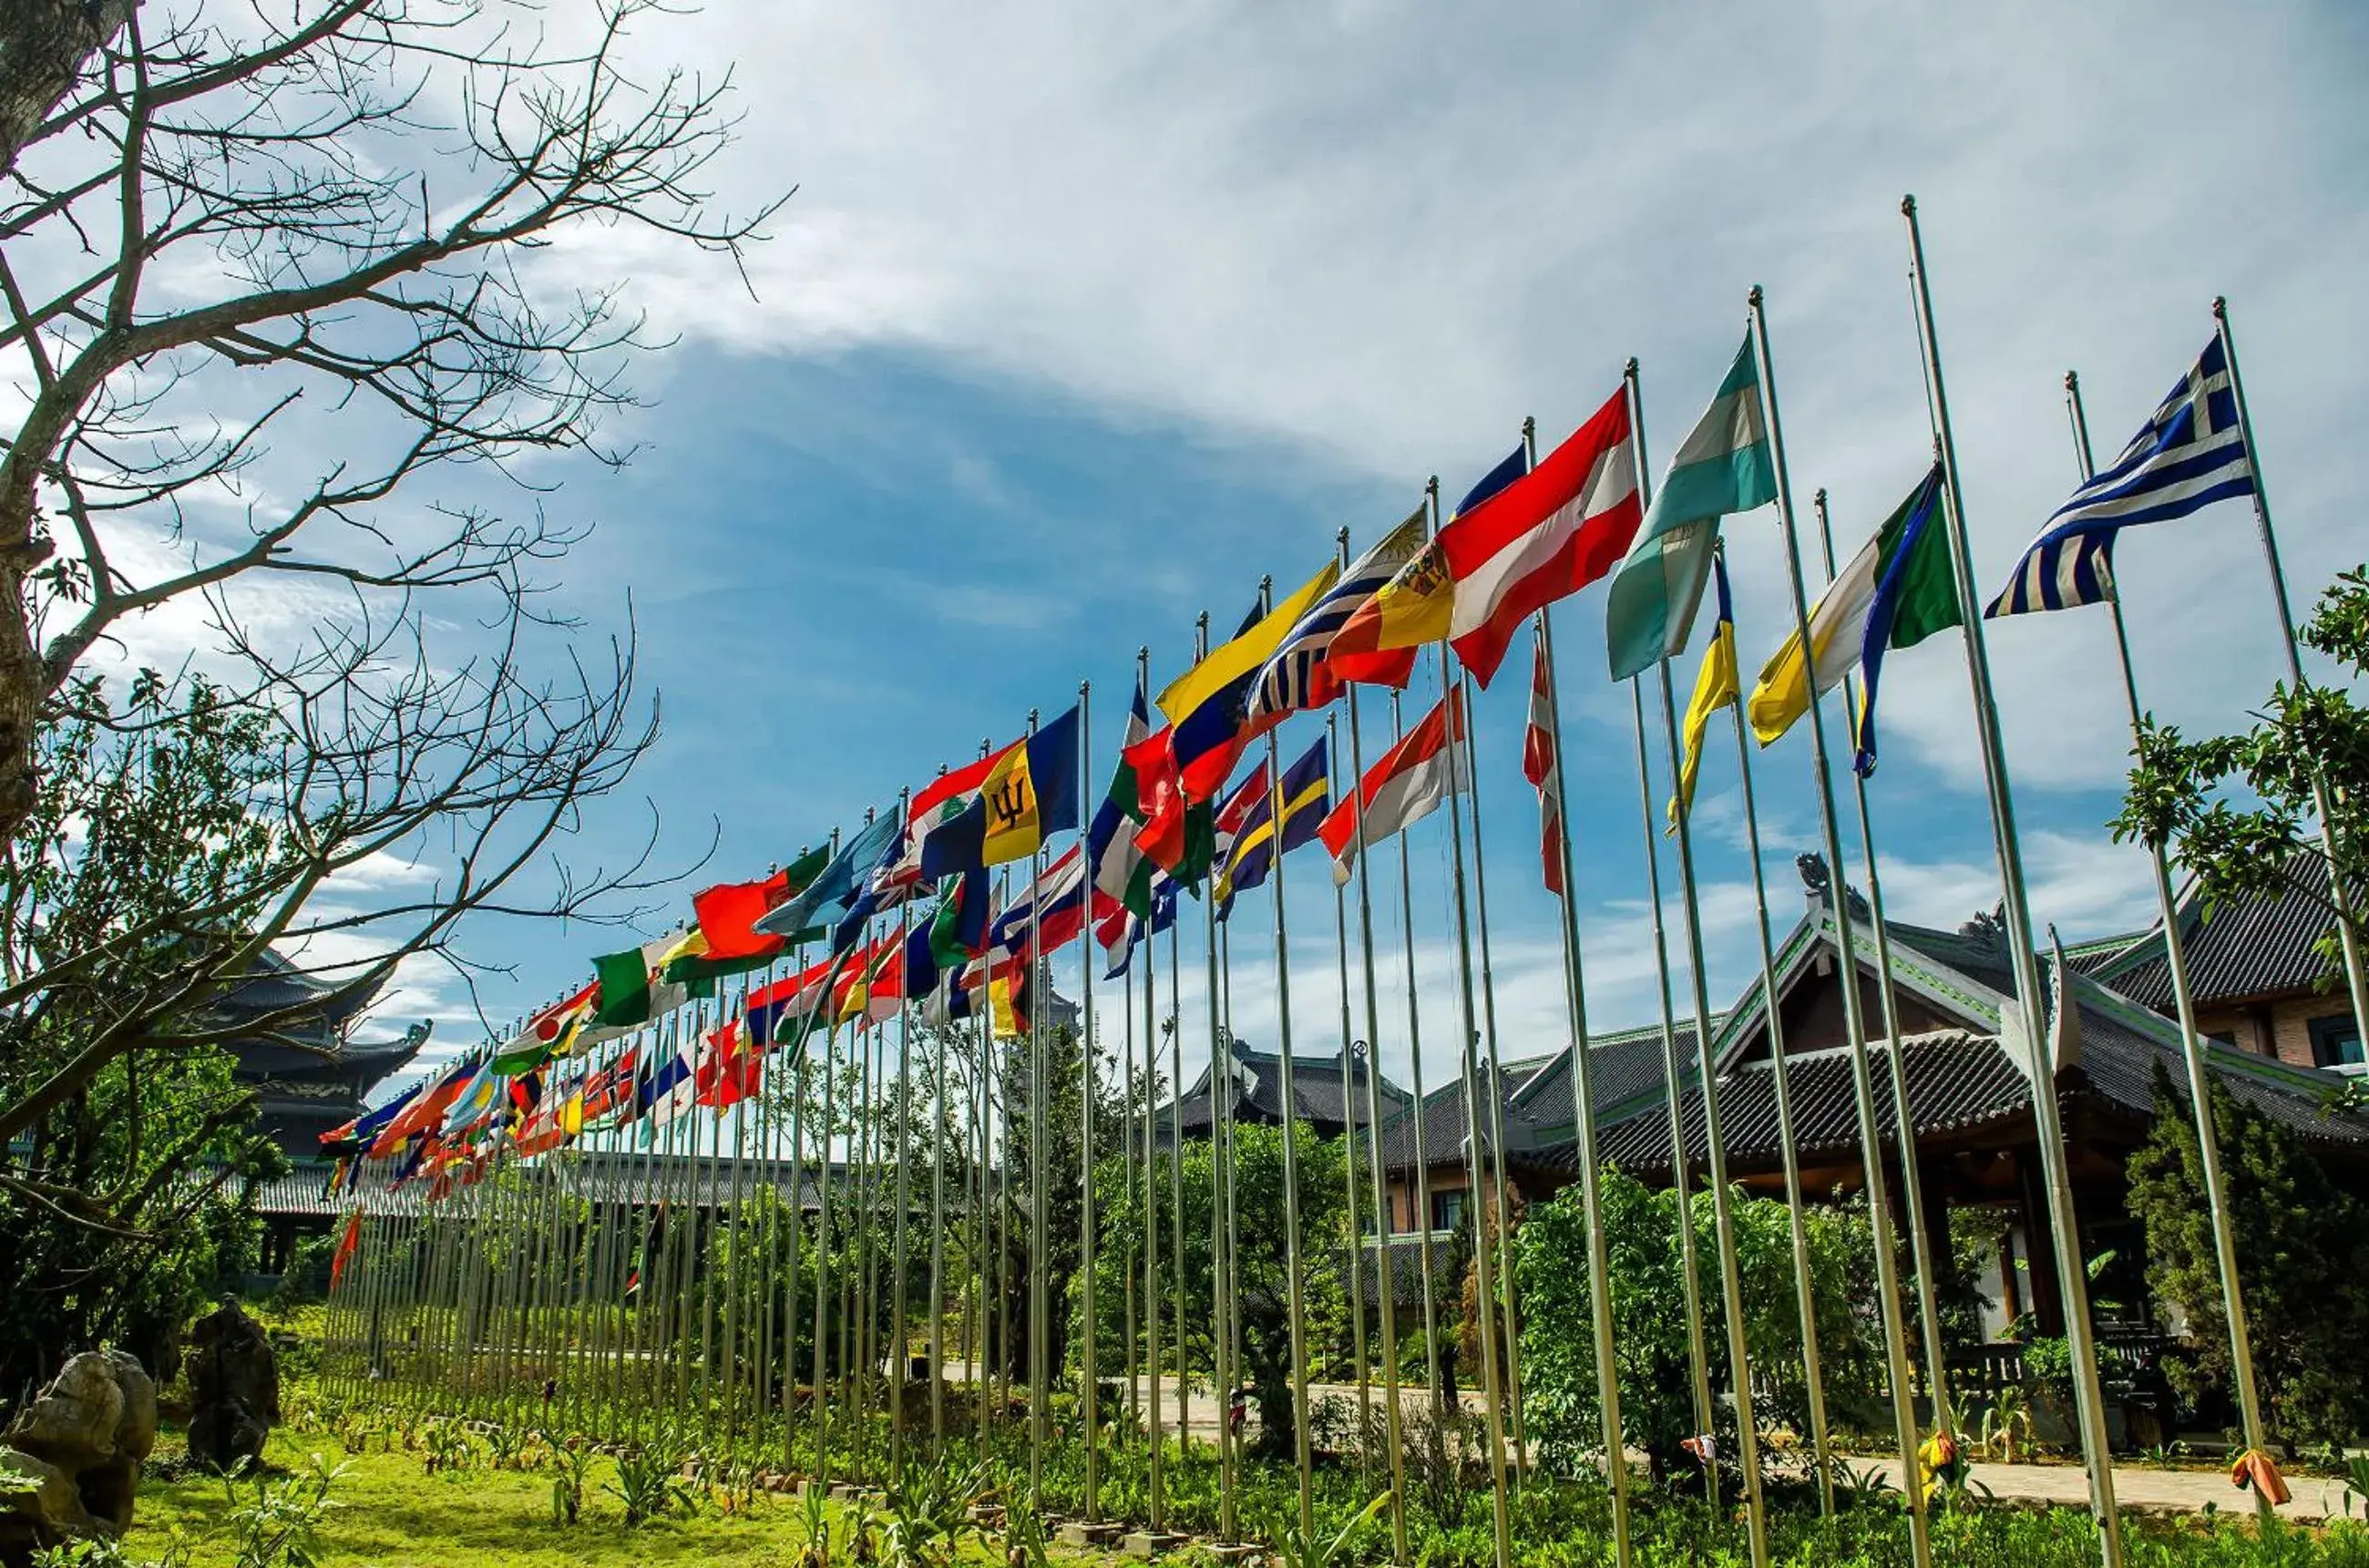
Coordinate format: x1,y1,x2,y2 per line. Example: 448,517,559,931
1317,688,1467,886
1156,564,1340,801
1522,640,1566,897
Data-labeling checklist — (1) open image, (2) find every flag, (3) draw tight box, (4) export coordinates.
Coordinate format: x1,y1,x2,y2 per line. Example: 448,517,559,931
1987,337,2255,619
756,812,900,938
990,967,1028,1040
1456,444,1530,518
1097,871,1179,978
377,1056,476,1144
1215,735,1329,914
1124,725,1216,884
1605,336,1775,679
591,936,692,1031
330,1212,362,1290
1746,466,1957,776
1669,550,1740,829
1319,506,1436,689
695,1020,764,1111
902,743,1015,883
344,1078,421,1157
917,704,1082,876
987,845,1091,966
904,865,990,999
579,1046,641,1125
1246,514,1428,719
692,869,795,962
1090,674,1157,917
1157,565,1341,801
637,1044,698,1133
1317,688,1467,886
1440,387,1643,684
1522,638,1566,897
493,981,599,1075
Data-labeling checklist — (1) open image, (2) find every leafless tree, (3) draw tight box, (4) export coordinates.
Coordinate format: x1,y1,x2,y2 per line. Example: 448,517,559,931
0,0,784,840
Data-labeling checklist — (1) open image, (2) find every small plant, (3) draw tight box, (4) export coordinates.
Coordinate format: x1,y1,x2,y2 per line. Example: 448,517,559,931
420,1418,477,1477
1975,1386,2035,1465
880,1459,986,1568
1834,1459,1899,1510
796,1484,838,1568
483,1422,534,1471
1000,1504,1049,1568
1263,1492,1389,1568
606,1442,696,1529
224,1452,347,1568
712,1459,764,1517
549,1439,595,1526
2330,1453,2369,1522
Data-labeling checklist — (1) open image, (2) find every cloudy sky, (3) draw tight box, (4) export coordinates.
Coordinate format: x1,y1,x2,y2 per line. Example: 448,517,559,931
310,0,2365,1098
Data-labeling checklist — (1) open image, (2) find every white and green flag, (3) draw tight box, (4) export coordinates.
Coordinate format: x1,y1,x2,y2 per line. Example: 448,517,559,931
1605,334,1775,679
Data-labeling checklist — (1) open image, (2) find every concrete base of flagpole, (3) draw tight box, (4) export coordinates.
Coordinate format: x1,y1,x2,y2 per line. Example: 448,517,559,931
1121,1530,1184,1558
1058,1522,1121,1548
1206,1542,1258,1563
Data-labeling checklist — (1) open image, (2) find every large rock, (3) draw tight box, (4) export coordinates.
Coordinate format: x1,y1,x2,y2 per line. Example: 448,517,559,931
186,1297,278,1475
0,1348,159,1560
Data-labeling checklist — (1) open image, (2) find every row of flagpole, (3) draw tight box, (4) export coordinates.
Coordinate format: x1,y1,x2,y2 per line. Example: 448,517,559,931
309,197,2360,1568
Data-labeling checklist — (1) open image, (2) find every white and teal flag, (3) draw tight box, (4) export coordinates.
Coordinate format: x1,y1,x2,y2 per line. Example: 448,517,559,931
1605,334,1776,680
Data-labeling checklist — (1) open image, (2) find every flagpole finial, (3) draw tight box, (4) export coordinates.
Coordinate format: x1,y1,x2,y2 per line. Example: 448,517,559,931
1335,525,1349,547
1522,415,1536,442
1426,475,1440,498
1813,486,1827,508
2211,294,2229,322
1901,192,1918,218
2064,369,2079,394
1196,610,1209,633
1078,679,1089,698
1748,283,1763,309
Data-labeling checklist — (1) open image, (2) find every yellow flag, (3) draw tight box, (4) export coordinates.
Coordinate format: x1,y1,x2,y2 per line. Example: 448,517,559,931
1155,563,1340,731
1668,614,1739,831
557,1090,586,1138
990,972,1023,1040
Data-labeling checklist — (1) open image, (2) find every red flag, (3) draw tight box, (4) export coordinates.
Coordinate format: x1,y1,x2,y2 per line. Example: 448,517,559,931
1125,727,1191,870
1318,688,1466,881
1439,388,1640,684
694,1022,764,1111
692,870,794,962
1522,638,1566,897
330,1211,362,1290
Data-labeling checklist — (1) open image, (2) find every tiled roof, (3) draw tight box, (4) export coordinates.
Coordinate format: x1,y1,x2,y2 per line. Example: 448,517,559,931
1162,1042,1410,1134
2099,853,2355,1009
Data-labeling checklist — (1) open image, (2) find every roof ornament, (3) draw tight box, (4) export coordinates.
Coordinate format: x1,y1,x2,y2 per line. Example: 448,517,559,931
1795,852,1872,922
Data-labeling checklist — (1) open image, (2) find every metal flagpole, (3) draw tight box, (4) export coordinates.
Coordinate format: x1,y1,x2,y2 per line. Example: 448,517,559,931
1454,641,1530,1482
1710,547,1837,1515
1750,281,1937,1568
2065,369,2272,1488
929,931,951,1459
1142,851,1168,1532
1906,203,2132,1559
1217,915,1246,1522
1657,657,1773,1567
1626,677,1718,1492
1080,678,1105,1522
1809,487,1958,1433
1209,603,1245,1545
1344,680,1411,1564
1435,656,1513,1568
1164,915,1188,1457
1121,923,1141,1440
1389,681,1448,1417
1026,708,1051,1501
812,1007,841,1489
1534,607,1634,1567
2211,295,2369,1050
893,915,918,1477
1262,729,1318,1542
1326,702,1373,1499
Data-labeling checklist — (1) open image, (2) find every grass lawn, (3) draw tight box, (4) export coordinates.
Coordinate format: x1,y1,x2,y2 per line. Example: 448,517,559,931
124,1428,1012,1568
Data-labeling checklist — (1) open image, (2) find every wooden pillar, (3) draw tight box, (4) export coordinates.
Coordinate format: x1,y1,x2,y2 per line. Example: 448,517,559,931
2015,1145,2065,1337
1917,1153,1956,1334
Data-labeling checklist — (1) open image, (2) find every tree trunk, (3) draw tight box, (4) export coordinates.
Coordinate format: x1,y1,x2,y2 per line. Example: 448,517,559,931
0,0,137,178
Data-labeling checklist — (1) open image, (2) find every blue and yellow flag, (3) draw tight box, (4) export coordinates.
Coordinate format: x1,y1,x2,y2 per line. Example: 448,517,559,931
1215,734,1329,917
1669,549,1740,830
1157,565,1339,801
918,705,1082,876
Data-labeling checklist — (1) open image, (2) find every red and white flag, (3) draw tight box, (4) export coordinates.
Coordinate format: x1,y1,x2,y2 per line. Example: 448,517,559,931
1317,688,1467,885
1522,638,1566,898
1439,388,1642,685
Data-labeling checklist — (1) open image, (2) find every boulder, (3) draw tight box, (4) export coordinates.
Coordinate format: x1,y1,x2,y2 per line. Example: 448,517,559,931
0,1349,159,1561
186,1297,278,1475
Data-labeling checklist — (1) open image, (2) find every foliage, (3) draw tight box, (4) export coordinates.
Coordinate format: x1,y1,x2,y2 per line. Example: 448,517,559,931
2114,563,2369,983
222,1452,345,1568
1262,1491,1389,1568
549,1438,595,1526
606,1440,698,1529
1079,1117,1350,1463
2128,1062,2369,1447
879,1459,986,1568
1514,1165,1884,1483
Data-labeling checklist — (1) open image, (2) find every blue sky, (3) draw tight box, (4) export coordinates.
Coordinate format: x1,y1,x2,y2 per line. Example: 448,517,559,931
321,0,2369,1100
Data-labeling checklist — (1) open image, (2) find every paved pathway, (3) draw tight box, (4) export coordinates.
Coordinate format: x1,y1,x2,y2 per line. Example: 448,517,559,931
1101,1374,2353,1522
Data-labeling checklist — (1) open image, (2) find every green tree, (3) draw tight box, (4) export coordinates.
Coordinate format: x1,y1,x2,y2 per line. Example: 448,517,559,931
1080,1119,1349,1462
2125,1064,2369,1448
2113,563,2369,983
1513,1168,1882,1485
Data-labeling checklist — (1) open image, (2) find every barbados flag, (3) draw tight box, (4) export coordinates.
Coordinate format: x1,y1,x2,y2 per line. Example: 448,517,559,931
917,705,1082,877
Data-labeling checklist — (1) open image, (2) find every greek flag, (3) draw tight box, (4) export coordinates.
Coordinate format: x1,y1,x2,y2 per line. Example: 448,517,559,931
1243,512,1425,724
1986,337,2255,619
